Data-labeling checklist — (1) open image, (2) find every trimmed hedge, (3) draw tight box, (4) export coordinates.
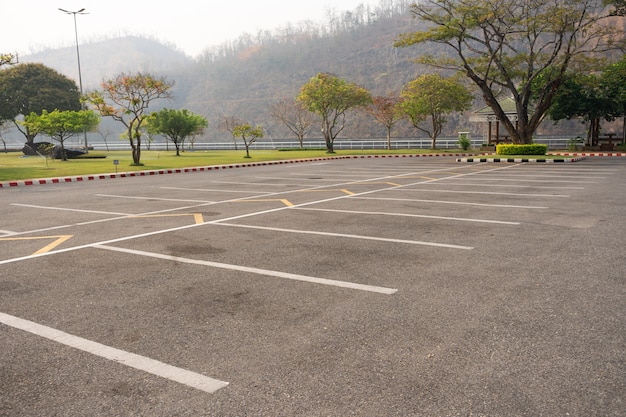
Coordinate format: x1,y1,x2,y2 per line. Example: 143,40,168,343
496,144,548,155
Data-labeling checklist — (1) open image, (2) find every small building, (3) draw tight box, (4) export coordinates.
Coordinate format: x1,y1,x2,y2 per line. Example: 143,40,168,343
469,97,518,144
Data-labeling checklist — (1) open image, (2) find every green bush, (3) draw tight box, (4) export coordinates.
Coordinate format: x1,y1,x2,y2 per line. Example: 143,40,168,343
496,144,547,155
457,135,471,150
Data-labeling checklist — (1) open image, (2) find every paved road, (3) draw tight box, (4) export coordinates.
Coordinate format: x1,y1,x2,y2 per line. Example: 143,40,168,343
1,157,624,416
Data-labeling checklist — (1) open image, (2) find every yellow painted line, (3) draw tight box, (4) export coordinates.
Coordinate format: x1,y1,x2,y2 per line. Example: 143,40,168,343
233,199,294,207
130,213,205,224
0,235,74,255
342,189,355,195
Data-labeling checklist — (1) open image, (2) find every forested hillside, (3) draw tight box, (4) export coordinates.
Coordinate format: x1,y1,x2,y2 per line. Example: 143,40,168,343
20,0,588,143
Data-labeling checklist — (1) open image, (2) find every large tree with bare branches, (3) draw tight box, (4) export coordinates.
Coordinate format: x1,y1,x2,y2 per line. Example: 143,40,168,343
269,99,313,148
395,0,626,144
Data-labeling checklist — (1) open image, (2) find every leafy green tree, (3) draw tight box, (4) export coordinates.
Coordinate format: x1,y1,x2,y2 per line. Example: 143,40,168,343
86,72,173,165
147,108,208,156
0,63,81,143
395,0,626,144
21,110,99,161
232,123,264,158
297,73,372,153
601,56,626,144
366,95,404,150
546,72,614,146
399,74,473,148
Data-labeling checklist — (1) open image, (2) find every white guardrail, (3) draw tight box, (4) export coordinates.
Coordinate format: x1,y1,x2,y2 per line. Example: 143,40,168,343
84,137,577,152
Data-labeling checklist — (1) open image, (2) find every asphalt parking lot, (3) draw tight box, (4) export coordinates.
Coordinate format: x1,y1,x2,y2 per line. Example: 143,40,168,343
1,156,624,416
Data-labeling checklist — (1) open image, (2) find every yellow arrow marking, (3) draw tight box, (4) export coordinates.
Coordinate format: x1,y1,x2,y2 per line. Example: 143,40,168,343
0,235,74,255
130,213,205,224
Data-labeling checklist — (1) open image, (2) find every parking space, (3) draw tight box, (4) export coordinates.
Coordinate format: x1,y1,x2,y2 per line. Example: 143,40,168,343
1,157,624,416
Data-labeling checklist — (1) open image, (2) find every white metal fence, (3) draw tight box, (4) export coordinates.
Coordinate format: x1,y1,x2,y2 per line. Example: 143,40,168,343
85,136,576,152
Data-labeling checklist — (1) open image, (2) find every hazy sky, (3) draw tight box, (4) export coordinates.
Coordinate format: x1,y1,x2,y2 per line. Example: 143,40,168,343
2,0,378,58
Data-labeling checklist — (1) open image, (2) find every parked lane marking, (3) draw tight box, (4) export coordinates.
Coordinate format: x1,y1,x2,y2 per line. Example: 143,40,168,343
231,198,294,207
96,245,398,295
353,196,548,209
96,194,213,203
215,223,474,250
0,312,229,394
399,189,570,197
0,235,73,255
296,207,520,225
12,203,131,216
129,213,205,224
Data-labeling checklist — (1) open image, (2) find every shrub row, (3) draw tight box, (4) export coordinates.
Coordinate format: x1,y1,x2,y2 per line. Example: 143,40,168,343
496,144,548,155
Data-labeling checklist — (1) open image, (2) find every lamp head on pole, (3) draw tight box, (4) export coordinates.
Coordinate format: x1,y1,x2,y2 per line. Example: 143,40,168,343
59,8,87,14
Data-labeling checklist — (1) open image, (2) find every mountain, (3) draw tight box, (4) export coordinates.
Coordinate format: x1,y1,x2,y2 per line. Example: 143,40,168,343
16,0,591,143
22,36,193,90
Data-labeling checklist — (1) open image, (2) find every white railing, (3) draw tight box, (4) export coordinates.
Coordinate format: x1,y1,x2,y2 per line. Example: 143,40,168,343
86,137,575,152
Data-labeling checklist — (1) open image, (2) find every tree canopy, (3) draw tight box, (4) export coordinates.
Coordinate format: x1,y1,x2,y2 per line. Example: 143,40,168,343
395,0,626,144
601,55,626,142
399,74,473,148
0,63,81,143
22,109,99,160
86,72,173,165
232,123,264,158
147,108,208,156
297,73,371,153
366,95,404,150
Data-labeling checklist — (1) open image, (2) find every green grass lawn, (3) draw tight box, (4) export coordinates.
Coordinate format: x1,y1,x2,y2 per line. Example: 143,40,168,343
0,148,481,181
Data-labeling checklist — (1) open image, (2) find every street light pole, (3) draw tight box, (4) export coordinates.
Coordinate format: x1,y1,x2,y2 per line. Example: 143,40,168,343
59,8,89,152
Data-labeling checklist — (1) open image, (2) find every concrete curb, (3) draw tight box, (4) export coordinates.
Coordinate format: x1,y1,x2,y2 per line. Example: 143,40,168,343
0,153,481,188
457,156,587,163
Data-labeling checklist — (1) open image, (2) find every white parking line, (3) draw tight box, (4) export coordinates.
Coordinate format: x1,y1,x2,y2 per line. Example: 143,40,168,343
215,223,474,250
296,207,520,225
96,194,213,203
430,182,584,190
96,245,398,295
12,203,132,216
0,312,229,394
353,196,548,209
399,189,570,197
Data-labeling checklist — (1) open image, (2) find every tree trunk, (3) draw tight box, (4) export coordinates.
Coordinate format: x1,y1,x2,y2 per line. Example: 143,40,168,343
132,137,142,165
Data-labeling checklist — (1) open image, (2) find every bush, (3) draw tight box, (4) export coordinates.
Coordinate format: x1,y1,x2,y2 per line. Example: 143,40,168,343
496,144,547,155
457,135,471,150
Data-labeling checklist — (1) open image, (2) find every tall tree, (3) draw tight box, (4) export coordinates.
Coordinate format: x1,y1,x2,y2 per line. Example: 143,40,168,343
147,108,208,156
546,72,613,146
297,73,372,153
400,74,473,148
601,56,626,144
269,99,313,148
21,110,99,161
86,72,173,165
395,0,626,144
366,95,404,150
0,63,81,143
